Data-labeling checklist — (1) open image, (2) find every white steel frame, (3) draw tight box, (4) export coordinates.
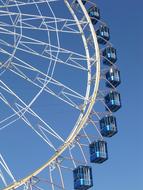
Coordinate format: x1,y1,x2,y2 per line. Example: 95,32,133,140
0,0,101,189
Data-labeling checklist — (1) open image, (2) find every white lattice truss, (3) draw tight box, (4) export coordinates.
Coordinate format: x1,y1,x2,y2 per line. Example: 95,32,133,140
0,0,117,189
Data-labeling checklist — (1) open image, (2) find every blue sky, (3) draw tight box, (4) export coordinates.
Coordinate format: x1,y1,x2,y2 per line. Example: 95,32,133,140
0,0,143,189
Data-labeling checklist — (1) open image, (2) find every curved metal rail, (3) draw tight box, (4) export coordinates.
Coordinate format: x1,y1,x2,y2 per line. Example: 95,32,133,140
3,0,101,189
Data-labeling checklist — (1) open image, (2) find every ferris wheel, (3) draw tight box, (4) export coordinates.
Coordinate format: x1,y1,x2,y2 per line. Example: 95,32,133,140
0,0,121,189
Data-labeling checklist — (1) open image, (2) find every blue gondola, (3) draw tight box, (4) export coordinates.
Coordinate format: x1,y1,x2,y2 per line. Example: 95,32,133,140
106,67,121,88
96,25,110,44
73,165,93,190
103,47,117,65
75,0,87,5
88,6,100,25
89,140,108,163
100,115,118,137
104,91,121,112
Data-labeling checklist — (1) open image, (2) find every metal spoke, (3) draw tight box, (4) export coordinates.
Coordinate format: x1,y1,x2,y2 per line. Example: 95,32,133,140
0,27,88,71
0,0,104,189
0,80,65,143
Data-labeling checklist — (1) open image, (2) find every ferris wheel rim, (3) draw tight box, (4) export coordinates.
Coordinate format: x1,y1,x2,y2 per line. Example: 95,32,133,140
2,0,101,189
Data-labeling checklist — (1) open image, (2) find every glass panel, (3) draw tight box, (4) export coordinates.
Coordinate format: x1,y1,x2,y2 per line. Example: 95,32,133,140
99,142,105,153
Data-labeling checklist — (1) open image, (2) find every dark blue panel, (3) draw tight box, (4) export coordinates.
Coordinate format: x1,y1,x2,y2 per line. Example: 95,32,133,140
97,25,110,45
100,115,118,137
73,166,93,190
106,67,121,88
89,141,108,164
88,6,100,25
104,91,121,112
103,47,117,65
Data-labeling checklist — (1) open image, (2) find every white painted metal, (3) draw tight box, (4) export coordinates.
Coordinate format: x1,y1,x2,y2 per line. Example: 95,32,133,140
0,0,101,189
